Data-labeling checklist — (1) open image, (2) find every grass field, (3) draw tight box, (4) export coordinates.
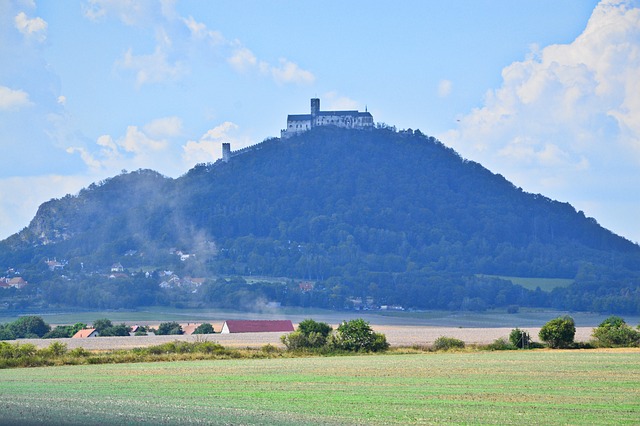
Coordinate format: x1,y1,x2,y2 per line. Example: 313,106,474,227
477,274,574,291
1,350,638,425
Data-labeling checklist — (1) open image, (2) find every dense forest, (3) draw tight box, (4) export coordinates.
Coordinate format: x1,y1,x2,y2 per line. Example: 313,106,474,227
1,126,639,313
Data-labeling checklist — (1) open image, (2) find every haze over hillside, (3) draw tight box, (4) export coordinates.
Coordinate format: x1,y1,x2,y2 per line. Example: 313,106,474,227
1,126,639,314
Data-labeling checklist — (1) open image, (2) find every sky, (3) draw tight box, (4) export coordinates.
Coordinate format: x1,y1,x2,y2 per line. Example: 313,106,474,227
1,0,639,243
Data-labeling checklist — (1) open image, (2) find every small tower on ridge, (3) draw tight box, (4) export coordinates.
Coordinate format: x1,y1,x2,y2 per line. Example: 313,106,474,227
222,142,231,163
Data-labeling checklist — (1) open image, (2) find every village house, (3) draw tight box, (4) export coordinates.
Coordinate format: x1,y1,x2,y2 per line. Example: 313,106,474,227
111,262,124,272
72,328,99,338
0,276,28,289
220,320,294,334
45,258,65,271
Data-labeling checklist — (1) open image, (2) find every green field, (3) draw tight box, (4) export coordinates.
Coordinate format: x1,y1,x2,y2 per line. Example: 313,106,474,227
477,275,574,291
0,350,638,425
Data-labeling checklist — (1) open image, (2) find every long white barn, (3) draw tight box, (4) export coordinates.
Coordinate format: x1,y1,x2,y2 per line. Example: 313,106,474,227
281,98,374,138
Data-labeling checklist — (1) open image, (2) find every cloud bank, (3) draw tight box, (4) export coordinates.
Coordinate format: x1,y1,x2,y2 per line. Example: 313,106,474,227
441,0,640,241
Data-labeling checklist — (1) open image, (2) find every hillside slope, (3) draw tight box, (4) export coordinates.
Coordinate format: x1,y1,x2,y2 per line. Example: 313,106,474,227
1,127,638,313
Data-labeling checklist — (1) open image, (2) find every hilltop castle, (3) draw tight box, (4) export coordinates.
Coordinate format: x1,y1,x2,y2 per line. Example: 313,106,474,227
220,98,374,162
281,98,374,138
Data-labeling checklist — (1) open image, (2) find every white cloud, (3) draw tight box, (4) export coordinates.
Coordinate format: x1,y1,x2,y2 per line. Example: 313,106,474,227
182,121,252,165
0,174,95,240
120,125,167,153
438,79,453,98
228,47,257,73
67,117,176,176
118,46,186,87
270,58,315,85
0,86,32,110
82,0,160,25
85,4,314,87
14,11,47,42
440,0,640,240
182,15,224,45
143,116,183,138
323,92,360,110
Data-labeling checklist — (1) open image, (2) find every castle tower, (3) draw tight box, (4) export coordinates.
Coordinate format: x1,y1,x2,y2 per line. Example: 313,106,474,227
222,142,231,163
310,98,320,116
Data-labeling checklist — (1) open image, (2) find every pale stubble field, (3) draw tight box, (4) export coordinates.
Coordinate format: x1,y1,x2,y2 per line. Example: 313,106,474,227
18,325,595,350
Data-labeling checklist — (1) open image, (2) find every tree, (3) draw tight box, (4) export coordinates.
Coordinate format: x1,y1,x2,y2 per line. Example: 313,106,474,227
281,319,333,350
193,323,215,334
0,325,15,340
509,328,530,349
297,319,332,338
329,319,389,352
100,323,131,337
93,318,113,333
539,316,575,348
592,316,640,347
8,316,50,338
156,322,183,335
43,323,87,339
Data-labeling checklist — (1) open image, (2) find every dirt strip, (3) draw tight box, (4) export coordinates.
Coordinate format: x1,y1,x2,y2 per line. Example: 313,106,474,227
16,326,595,350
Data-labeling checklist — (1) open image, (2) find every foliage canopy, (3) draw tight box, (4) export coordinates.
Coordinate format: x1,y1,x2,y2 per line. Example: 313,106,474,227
539,316,576,348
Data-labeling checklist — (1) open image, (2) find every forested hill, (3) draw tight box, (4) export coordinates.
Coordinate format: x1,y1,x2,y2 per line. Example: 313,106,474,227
1,126,639,313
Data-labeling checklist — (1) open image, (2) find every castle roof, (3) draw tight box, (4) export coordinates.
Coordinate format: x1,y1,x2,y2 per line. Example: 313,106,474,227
287,110,373,121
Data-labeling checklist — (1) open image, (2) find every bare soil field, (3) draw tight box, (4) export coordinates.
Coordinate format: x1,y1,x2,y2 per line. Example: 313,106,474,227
18,325,595,351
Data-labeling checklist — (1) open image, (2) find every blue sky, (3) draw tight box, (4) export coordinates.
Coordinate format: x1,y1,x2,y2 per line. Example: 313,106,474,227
1,0,639,244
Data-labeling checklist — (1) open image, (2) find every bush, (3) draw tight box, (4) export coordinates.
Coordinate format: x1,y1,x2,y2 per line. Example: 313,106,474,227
486,338,516,351
156,322,184,335
592,316,640,347
329,319,389,352
432,336,465,351
539,316,575,348
69,347,90,357
281,319,333,350
193,323,215,334
0,326,16,341
47,342,68,357
509,328,531,349
99,324,131,337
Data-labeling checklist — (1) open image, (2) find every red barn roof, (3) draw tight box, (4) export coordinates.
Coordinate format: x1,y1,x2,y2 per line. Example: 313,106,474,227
221,320,294,334
72,328,99,338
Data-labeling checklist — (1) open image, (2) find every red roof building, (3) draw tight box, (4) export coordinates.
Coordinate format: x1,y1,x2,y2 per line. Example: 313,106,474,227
72,328,99,338
220,320,294,334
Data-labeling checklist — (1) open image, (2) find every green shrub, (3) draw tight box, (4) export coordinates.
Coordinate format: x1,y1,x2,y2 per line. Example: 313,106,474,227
432,336,465,351
329,319,389,352
592,316,640,347
100,324,131,337
509,328,531,349
156,322,183,335
281,319,333,350
261,344,280,354
48,342,68,357
193,341,224,354
0,326,16,341
486,338,516,351
539,316,575,349
193,323,215,334
69,347,90,357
